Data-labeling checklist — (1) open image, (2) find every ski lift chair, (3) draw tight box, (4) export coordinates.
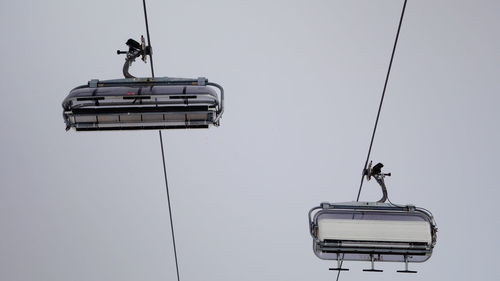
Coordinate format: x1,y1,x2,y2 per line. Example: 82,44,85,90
308,163,437,273
62,37,224,131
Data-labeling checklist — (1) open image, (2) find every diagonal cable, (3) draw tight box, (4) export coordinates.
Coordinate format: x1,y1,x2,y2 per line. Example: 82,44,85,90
337,1,408,280
356,0,408,203
159,130,181,281
141,1,181,281
142,0,155,78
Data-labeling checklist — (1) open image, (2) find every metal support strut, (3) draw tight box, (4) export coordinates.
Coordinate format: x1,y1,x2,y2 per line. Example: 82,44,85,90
397,255,417,273
329,254,349,271
363,254,383,272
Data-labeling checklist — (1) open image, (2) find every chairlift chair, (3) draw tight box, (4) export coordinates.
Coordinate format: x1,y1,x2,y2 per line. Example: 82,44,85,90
308,163,437,273
62,37,224,131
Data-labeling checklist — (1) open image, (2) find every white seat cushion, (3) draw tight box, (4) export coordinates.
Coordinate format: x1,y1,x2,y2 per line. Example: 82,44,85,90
318,219,431,244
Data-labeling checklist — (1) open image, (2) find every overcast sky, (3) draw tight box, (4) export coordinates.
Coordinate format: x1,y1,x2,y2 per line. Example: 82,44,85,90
1,0,499,281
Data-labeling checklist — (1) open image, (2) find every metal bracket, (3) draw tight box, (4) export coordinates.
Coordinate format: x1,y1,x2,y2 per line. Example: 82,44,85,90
397,255,417,273
197,77,207,86
364,161,391,203
88,79,99,88
117,36,152,78
320,202,331,209
363,254,383,272
329,255,349,271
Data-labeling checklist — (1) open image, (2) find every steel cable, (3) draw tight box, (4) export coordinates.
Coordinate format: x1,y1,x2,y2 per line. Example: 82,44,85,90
336,0,408,280
141,1,181,281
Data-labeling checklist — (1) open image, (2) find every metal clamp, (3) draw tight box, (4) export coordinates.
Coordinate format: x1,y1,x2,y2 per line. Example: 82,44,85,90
117,36,152,78
364,161,391,203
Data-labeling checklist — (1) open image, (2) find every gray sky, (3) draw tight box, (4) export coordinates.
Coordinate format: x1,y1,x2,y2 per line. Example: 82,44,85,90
1,0,499,280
